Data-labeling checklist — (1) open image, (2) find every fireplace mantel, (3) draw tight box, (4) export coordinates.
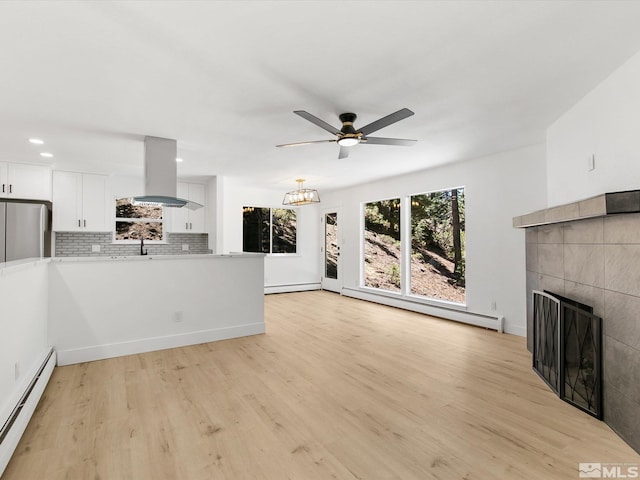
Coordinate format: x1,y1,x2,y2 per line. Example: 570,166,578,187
513,190,640,228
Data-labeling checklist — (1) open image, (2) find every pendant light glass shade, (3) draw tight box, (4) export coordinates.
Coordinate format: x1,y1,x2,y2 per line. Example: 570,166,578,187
282,179,320,206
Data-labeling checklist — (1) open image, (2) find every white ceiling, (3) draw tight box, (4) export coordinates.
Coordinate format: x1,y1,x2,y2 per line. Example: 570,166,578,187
2,1,640,191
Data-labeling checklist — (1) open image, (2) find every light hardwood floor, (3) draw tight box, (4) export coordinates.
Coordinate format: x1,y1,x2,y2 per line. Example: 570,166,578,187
3,291,638,479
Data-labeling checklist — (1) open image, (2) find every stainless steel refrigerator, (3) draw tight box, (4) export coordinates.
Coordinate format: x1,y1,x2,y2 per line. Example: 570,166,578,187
0,200,51,263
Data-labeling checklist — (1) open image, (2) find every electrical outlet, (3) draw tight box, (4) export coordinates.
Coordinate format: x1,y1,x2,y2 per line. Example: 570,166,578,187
182,244,189,251
14,362,19,380
490,301,497,311
587,154,595,171
174,311,183,323
91,245,101,253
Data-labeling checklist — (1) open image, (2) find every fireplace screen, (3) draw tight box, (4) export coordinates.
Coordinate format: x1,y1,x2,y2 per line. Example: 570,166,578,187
532,291,602,419
561,303,602,418
532,291,561,392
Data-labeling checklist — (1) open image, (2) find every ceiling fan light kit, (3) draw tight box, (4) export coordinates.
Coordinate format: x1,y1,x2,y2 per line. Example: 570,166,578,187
337,137,360,147
282,179,321,206
276,108,417,159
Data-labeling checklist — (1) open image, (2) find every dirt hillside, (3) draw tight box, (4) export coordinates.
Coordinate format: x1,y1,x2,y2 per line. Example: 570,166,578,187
364,230,465,303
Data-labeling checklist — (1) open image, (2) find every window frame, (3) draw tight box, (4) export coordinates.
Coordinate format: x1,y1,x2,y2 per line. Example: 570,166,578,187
113,197,167,244
361,196,402,293
242,205,298,255
408,187,465,304
360,187,466,307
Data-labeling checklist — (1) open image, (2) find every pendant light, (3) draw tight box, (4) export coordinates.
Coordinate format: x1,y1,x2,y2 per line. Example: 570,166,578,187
282,179,320,206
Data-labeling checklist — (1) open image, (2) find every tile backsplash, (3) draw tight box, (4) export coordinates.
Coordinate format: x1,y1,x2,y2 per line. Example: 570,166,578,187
55,232,209,257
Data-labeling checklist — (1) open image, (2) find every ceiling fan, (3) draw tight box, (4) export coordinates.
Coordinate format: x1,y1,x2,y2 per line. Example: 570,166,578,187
276,108,417,159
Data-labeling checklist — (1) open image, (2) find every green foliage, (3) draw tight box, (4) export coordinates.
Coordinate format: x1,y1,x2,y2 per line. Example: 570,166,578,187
364,199,401,241
411,188,465,286
363,190,466,287
388,263,401,288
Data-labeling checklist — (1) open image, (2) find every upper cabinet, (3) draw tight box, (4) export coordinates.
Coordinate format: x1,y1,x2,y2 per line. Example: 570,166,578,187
0,162,52,201
170,182,206,233
52,171,111,232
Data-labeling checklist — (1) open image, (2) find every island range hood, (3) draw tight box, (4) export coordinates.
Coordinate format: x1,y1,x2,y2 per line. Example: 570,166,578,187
133,136,203,210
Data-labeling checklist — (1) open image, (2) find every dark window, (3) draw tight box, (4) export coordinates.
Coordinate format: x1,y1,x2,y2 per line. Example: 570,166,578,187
242,207,296,254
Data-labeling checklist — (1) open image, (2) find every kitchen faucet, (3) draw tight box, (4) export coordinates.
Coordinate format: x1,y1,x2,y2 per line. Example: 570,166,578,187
140,237,148,256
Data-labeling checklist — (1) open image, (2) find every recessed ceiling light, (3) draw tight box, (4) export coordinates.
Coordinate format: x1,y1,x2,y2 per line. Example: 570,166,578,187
40,152,54,158
176,157,183,162
28,138,44,145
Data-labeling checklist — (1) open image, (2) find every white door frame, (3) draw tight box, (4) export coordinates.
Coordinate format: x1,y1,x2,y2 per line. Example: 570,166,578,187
321,207,342,293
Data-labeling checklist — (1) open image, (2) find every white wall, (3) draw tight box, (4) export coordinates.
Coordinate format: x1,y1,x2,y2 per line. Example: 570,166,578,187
220,177,321,290
547,48,640,206
109,174,145,199
0,260,50,429
321,144,547,336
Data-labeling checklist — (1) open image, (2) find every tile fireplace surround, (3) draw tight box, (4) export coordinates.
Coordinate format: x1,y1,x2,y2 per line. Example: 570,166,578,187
514,191,640,454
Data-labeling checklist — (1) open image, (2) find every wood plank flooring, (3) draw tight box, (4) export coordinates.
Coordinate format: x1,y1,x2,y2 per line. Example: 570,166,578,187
3,291,638,479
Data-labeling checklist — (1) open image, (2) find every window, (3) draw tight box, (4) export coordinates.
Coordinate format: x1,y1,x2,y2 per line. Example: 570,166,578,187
410,188,465,303
271,208,297,254
115,198,164,241
243,207,296,254
361,188,466,304
363,198,401,292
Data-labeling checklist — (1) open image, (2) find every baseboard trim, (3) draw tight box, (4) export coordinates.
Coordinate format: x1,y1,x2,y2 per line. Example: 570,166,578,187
504,324,526,336
342,288,503,332
56,323,266,366
0,348,56,478
265,283,321,294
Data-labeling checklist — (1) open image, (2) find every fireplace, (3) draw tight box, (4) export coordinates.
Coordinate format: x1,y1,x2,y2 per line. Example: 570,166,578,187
533,290,602,419
516,191,640,452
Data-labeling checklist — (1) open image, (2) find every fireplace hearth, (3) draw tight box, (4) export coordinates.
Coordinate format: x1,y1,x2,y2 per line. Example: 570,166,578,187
533,290,602,418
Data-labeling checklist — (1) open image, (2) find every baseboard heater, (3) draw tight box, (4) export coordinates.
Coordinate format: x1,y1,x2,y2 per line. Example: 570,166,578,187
0,348,56,477
264,283,321,294
342,287,504,332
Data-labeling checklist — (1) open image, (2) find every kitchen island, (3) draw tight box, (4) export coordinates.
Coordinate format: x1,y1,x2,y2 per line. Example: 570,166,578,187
48,253,265,365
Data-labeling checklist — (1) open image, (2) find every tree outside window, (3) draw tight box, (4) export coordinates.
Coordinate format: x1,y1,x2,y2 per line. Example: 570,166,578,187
243,207,296,254
363,198,401,292
410,188,465,303
362,188,465,304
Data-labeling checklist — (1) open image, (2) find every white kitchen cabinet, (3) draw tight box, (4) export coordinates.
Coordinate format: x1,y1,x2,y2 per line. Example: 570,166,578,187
170,182,206,233
52,171,110,231
0,162,52,200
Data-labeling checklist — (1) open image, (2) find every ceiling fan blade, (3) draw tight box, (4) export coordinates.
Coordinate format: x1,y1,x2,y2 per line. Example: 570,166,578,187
338,146,350,159
358,108,415,136
294,110,341,135
361,137,417,146
276,139,337,148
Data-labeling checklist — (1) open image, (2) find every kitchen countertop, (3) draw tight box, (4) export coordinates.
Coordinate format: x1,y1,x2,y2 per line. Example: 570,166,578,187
1,253,265,271
0,257,50,275
49,252,266,263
